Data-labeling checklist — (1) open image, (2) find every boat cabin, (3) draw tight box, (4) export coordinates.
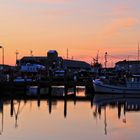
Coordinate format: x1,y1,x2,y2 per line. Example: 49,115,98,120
126,75,140,88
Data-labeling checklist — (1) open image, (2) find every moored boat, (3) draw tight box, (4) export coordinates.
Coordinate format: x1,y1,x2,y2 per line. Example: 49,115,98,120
93,75,140,94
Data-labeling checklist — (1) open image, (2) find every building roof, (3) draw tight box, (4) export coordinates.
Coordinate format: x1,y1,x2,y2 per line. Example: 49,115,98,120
63,59,91,69
116,60,140,65
21,56,48,60
48,50,57,54
18,56,48,65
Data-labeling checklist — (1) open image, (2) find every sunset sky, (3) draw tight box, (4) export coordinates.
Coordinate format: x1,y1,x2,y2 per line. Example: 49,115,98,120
0,0,140,66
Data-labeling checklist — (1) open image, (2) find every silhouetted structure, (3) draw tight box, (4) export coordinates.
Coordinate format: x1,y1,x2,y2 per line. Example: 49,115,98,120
116,60,140,74
17,50,92,72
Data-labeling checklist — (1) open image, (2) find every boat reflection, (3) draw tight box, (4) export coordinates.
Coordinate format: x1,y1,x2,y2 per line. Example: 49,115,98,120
1,89,140,136
93,94,140,114
93,94,140,135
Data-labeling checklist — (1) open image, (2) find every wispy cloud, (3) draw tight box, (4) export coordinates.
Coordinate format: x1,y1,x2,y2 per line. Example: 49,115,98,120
95,2,137,19
112,6,130,16
100,18,138,36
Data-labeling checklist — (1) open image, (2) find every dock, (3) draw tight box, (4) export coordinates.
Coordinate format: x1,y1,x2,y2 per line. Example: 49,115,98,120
0,78,94,97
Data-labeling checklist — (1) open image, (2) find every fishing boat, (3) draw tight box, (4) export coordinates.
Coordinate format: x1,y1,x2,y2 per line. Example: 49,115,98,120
93,75,140,94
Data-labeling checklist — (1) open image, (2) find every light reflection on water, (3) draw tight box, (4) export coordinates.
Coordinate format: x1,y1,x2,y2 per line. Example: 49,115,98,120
0,88,140,140
27,86,86,97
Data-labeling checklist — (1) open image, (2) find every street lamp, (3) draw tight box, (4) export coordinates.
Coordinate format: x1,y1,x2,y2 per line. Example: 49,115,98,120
0,46,4,66
15,50,19,65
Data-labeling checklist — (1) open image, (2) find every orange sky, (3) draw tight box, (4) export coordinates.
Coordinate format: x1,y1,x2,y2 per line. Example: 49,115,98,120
0,0,140,66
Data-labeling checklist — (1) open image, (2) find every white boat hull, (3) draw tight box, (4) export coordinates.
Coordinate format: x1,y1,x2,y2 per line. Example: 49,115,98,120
93,81,140,94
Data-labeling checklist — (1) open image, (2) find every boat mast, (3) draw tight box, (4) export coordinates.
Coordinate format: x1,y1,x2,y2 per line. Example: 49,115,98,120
66,48,69,59
93,50,99,65
15,50,19,65
105,52,108,68
138,43,140,61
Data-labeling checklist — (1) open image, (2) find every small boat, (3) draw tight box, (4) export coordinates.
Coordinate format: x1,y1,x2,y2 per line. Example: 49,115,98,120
93,75,140,94
14,77,33,82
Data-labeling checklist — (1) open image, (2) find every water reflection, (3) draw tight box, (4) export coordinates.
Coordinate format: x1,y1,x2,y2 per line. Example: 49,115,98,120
0,86,92,135
93,94,140,135
1,88,140,139
0,100,3,135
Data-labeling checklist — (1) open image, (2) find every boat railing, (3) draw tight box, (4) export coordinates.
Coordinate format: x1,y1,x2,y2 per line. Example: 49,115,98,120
126,82,140,88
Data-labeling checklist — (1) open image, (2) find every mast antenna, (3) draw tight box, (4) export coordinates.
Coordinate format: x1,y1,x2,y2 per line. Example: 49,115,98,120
67,48,69,59
105,52,108,68
138,43,140,61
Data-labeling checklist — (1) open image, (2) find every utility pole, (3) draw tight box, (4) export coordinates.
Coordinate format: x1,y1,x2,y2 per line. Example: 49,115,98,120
105,52,108,68
0,46,4,66
138,43,140,61
96,50,99,63
15,50,19,63
66,48,69,59
30,50,33,56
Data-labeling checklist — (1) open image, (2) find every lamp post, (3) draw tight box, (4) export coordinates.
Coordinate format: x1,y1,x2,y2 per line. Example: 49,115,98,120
104,52,108,68
15,50,19,65
0,46,4,66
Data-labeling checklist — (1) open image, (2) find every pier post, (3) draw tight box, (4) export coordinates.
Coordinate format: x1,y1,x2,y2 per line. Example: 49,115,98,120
37,84,40,95
73,86,76,105
48,86,52,114
118,103,121,119
74,86,76,97
85,85,94,95
37,96,40,107
48,86,52,97
64,85,68,97
23,83,27,95
37,84,41,107
64,69,68,97
90,96,94,108
48,98,52,114
10,86,15,116
64,98,67,118
10,99,14,117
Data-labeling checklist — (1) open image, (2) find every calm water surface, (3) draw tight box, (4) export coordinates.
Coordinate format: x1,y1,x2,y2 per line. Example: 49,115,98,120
0,88,140,140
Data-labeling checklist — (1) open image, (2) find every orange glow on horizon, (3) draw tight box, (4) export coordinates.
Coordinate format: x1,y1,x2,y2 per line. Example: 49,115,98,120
0,0,139,67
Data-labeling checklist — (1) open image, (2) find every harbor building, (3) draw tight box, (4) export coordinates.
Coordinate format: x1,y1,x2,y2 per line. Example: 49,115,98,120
115,60,140,74
17,50,92,72
63,59,91,72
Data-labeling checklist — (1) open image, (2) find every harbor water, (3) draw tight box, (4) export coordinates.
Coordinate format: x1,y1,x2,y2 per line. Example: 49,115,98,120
0,87,140,140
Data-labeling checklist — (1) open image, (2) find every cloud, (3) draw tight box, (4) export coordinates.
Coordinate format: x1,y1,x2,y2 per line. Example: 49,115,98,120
112,6,130,16
96,2,137,22
101,18,138,36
